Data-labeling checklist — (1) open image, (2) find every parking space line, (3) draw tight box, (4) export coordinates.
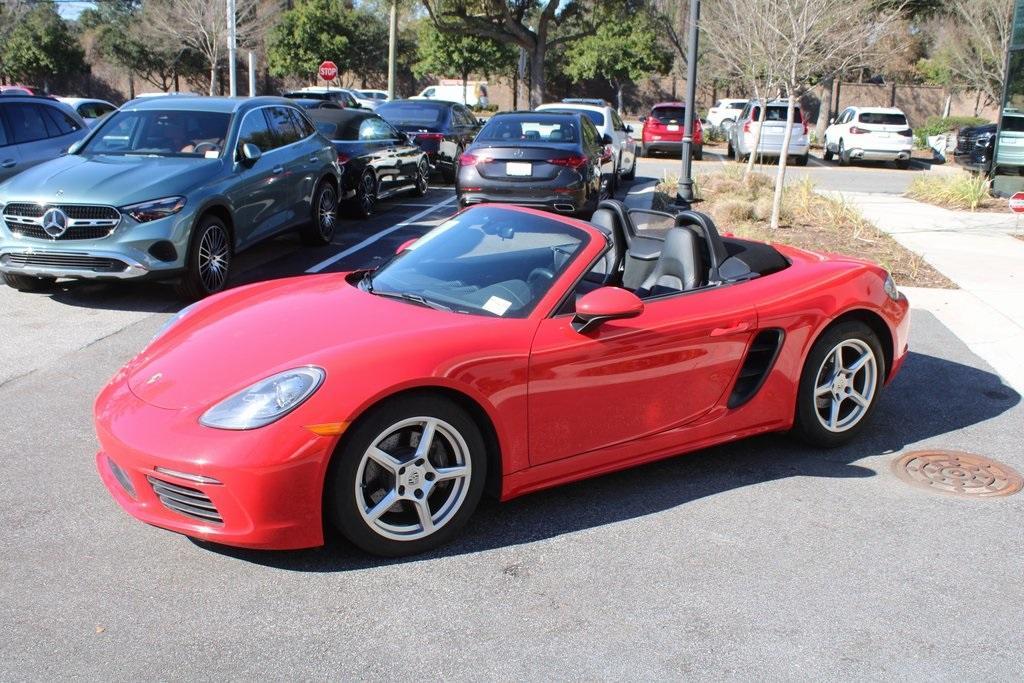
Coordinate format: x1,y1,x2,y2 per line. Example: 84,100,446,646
306,196,458,273
806,155,828,167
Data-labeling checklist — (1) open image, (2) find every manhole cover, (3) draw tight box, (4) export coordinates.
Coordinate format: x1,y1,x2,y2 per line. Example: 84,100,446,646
893,450,1023,498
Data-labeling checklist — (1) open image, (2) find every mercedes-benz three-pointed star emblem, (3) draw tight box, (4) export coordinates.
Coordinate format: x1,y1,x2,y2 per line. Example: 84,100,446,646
41,208,69,238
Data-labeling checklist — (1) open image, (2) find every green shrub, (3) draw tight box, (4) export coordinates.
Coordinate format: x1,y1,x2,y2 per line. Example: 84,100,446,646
914,115,989,148
907,171,991,210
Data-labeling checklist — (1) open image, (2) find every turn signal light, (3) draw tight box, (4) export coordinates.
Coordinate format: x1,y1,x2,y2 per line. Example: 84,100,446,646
459,152,489,166
548,154,589,170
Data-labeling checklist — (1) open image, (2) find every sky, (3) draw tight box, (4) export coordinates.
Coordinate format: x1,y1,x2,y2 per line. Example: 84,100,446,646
56,2,94,20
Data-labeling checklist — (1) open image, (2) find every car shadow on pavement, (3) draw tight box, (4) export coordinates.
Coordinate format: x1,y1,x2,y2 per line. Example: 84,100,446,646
198,348,1019,572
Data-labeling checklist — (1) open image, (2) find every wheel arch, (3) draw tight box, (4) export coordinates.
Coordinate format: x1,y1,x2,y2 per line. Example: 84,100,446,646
194,202,236,251
816,308,895,380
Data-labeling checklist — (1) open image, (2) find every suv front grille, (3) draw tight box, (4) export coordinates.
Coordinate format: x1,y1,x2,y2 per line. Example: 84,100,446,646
147,476,223,524
0,252,128,273
2,202,121,241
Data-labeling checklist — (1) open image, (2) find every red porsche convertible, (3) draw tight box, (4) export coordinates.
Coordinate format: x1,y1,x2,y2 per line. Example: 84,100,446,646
95,201,909,556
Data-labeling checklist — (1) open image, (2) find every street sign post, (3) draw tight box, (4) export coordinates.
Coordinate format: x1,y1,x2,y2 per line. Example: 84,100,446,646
318,61,338,83
1009,191,1024,213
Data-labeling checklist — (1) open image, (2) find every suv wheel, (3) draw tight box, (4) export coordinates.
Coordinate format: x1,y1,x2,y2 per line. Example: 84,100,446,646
3,273,56,292
175,215,231,300
410,158,429,197
300,180,337,246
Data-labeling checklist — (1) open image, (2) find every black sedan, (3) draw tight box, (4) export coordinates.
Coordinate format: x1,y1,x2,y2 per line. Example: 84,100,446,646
307,108,429,218
455,111,614,217
289,98,342,111
375,99,481,183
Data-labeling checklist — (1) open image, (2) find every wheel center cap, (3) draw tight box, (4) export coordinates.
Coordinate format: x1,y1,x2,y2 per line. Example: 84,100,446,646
833,374,848,393
405,468,422,487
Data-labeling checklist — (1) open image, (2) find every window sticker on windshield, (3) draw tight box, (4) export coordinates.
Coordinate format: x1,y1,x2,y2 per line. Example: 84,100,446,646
483,296,512,316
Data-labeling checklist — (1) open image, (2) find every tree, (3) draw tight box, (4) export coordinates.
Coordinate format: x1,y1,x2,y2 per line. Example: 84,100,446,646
420,0,599,108
267,0,352,83
414,23,517,103
562,4,671,111
1,1,87,89
146,0,269,96
944,0,1013,108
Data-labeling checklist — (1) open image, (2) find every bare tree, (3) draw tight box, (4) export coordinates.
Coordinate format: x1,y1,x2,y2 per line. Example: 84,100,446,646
145,0,272,96
945,0,1013,108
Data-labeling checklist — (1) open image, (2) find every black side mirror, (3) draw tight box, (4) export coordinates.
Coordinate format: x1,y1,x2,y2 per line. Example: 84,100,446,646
601,133,614,145
239,143,262,165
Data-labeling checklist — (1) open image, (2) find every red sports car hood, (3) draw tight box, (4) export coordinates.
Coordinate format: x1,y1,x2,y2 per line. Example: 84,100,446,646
127,274,493,410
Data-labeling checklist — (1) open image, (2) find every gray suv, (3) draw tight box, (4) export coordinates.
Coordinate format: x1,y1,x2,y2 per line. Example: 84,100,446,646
0,96,340,298
0,94,89,182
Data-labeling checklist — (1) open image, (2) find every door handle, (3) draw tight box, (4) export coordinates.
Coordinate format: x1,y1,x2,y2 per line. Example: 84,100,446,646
309,154,318,163
710,321,750,337
0,159,15,169
272,166,284,174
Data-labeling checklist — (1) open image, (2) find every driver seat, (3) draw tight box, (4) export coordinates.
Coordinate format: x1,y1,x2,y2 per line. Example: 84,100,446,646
588,208,628,284
636,227,705,297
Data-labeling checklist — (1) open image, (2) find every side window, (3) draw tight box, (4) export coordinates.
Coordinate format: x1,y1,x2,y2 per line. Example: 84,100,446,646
80,102,115,119
611,111,625,131
0,107,9,147
581,119,596,147
739,103,751,120
42,105,81,136
7,103,53,143
288,108,315,138
358,116,396,141
265,106,302,147
841,109,853,124
423,88,436,98
237,108,276,153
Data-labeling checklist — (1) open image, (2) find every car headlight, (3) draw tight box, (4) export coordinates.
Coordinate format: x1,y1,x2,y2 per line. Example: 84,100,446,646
123,196,186,223
200,367,325,430
883,273,900,301
975,133,993,146
151,303,197,343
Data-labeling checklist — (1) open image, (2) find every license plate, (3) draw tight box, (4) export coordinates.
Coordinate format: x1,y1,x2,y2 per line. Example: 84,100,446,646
876,132,890,138
1002,137,1023,146
667,124,680,131
506,162,532,176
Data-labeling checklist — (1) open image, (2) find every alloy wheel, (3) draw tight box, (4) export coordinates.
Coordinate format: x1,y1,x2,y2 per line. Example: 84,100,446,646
197,224,230,293
360,173,376,214
317,185,337,239
355,416,472,541
813,338,878,432
415,160,429,193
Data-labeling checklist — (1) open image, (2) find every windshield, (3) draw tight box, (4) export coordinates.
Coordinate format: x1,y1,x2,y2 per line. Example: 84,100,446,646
377,102,447,127
86,109,231,157
543,108,604,126
477,115,580,143
858,112,907,126
366,206,590,317
652,107,687,123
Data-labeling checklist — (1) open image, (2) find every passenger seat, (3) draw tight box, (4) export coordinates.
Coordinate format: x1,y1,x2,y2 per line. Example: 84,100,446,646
635,227,706,297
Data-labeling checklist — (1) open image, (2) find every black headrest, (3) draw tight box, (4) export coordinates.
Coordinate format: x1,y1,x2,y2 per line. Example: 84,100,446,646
590,208,616,237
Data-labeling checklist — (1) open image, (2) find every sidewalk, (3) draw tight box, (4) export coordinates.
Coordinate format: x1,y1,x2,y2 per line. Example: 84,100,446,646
828,192,1024,393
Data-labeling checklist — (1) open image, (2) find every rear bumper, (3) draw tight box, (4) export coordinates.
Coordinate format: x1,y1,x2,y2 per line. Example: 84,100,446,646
738,137,810,157
642,140,702,154
459,189,587,214
846,146,913,161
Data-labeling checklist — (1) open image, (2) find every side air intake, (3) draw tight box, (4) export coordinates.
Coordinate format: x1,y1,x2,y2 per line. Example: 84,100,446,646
728,329,785,409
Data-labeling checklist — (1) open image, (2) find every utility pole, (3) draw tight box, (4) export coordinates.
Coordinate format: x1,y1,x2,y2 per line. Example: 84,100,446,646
248,51,257,97
675,0,700,207
227,0,238,97
387,1,398,100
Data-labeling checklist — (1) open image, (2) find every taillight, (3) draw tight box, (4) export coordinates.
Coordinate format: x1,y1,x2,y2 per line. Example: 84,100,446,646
802,120,808,136
897,128,913,137
549,154,588,170
600,146,613,162
415,132,445,141
337,153,350,164
850,126,869,135
458,152,486,166
743,120,751,134
646,116,660,128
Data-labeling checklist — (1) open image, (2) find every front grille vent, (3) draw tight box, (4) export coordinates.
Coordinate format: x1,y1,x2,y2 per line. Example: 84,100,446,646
0,252,128,273
3,202,120,241
146,476,224,524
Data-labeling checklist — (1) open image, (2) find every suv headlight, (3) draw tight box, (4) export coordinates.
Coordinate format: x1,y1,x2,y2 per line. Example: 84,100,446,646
123,196,186,223
200,367,325,430
883,273,900,301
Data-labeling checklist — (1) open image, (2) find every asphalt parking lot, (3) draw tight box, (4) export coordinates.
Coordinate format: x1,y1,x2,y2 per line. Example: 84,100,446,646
2,174,1022,679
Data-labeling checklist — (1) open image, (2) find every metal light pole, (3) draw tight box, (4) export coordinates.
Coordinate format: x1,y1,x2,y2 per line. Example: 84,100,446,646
387,1,398,100
248,51,257,97
227,0,238,97
675,0,701,207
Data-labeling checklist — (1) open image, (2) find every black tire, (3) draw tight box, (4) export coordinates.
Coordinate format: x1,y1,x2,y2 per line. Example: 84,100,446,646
175,214,231,300
792,320,886,448
2,273,56,292
794,152,809,167
823,144,834,161
410,158,429,197
693,144,703,161
727,141,734,159
838,139,850,166
348,170,377,219
442,147,461,184
637,143,646,158
895,158,911,170
300,180,338,246
622,152,637,181
326,394,487,557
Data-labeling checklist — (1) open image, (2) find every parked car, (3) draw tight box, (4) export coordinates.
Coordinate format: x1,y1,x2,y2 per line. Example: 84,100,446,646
375,99,480,182
0,85,37,96
348,91,380,110
413,82,484,107
93,200,910,556
639,102,703,160
561,98,610,107
0,94,89,183
356,89,391,106
823,106,914,168
283,88,361,109
728,99,809,165
57,97,118,127
953,123,995,174
289,98,342,111
307,108,429,218
994,109,1024,168
706,98,747,129
536,101,637,185
456,110,613,216
0,96,340,298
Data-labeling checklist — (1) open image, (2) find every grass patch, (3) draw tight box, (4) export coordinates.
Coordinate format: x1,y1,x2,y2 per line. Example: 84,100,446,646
654,170,954,289
905,172,1000,211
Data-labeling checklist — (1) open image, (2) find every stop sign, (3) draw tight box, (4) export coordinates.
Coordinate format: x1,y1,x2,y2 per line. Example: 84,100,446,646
1010,191,1024,213
318,60,338,81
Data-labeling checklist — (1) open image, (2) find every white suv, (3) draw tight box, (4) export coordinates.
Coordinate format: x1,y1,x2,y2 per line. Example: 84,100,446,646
823,106,914,168
536,101,638,184
706,98,747,129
